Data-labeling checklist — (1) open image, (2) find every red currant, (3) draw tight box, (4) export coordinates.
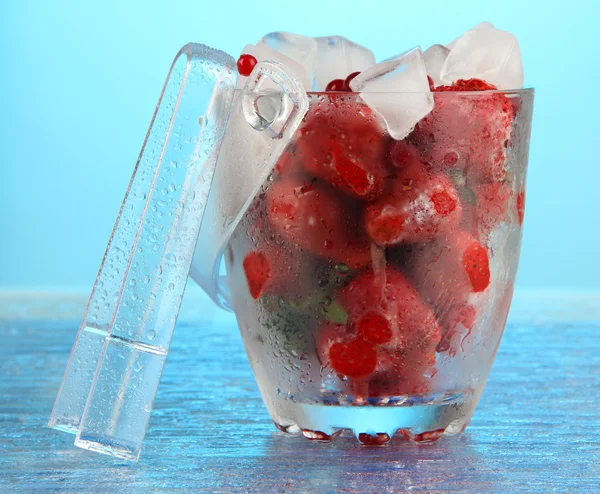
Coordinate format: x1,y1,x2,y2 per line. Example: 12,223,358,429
237,54,257,77
343,71,361,91
325,79,345,92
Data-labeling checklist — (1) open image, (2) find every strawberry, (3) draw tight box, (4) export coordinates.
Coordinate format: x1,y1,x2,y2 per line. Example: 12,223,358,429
243,250,271,299
461,181,512,241
296,95,388,200
406,230,490,351
340,267,440,349
316,322,378,379
267,175,372,269
435,78,498,92
388,140,421,169
273,150,305,178
408,79,514,185
339,266,440,395
436,303,477,354
364,161,462,245
329,337,378,379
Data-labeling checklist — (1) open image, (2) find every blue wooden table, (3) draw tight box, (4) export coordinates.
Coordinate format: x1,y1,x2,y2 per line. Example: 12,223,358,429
1,289,599,492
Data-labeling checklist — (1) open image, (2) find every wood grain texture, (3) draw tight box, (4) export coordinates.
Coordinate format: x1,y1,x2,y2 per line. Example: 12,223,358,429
1,290,599,492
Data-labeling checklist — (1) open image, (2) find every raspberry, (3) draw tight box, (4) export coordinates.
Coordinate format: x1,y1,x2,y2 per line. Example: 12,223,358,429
365,161,462,245
296,95,388,200
237,54,257,77
243,250,271,299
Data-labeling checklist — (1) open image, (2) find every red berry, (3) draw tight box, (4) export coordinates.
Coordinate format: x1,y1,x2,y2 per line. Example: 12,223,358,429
340,267,440,353
463,242,490,293
356,312,393,345
243,250,270,299
461,181,512,241
273,150,305,178
388,140,421,169
316,322,353,367
343,71,361,91
516,190,525,225
237,54,258,77
408,82,514,185
407,230,491,321
364,161,462,245
436,303,477,354
325,79,346,91
329,337,378,379
296,95,388,200
434,78,498,92
267,175,372,269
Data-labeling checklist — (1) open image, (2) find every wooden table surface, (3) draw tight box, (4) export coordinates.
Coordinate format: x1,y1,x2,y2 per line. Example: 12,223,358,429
1,289,599,492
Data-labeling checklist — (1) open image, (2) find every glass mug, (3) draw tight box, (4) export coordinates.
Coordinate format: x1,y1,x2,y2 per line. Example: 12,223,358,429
225,89,534,445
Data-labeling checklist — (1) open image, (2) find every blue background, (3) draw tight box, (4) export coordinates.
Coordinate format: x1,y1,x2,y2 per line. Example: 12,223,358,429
1,0,597,290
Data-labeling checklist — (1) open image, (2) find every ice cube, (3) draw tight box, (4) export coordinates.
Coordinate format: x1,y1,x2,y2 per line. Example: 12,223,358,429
447,21,494,50
257,32,317,74
423,44,450,87
349,47,433,140
313,36,375,90
441,26,524,89
237,44,312,90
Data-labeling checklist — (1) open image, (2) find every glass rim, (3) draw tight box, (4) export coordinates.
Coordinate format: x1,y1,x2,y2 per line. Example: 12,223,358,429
306,88,535,96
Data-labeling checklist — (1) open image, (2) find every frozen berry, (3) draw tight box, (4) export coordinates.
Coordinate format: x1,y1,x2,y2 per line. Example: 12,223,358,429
388,140,421,169
237,54,257,77
325,79,346,92
434,78,498,92
340,267,440,353
365,161,462,245
329,337,378,379
296,95,388,200
408,81,514,185
406,230,491,327
243,250,271,299
463,242,490,293
267,175,372,269
461,181,512,241
356,312,393,345
343,71,361,91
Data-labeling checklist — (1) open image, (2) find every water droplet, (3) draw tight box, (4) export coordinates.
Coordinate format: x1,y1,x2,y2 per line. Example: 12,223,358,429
129,279,136,287
143,275,150,284
161,188,169,195
167,283,175,291
168,183,176,193
170,161,178,169
148,330,156,341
